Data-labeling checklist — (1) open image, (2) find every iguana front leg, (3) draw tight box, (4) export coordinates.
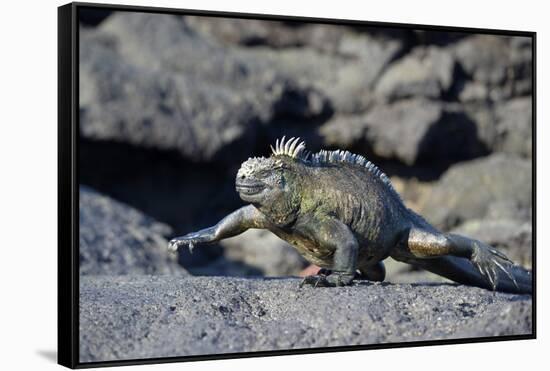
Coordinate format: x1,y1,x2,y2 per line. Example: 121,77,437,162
300,217,359,287
168,205,268,253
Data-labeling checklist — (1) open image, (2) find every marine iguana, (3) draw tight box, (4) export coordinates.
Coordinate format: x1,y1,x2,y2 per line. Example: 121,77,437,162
168,137,532,294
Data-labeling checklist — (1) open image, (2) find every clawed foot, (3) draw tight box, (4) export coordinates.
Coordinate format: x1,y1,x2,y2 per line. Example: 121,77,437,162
471,242,519,291
168,232,204,253
299,270,355,288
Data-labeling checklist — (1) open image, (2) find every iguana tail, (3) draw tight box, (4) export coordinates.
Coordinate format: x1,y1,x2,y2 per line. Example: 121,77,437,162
407,253,532,295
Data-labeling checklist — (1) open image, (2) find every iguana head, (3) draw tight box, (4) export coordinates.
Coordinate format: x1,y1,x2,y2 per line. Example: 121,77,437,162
236,137,307,225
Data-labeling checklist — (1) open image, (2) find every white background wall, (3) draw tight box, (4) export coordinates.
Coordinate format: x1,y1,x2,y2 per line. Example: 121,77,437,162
0,0,546,370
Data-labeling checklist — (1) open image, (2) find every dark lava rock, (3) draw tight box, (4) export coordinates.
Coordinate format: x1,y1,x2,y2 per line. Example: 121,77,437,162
185,16,404,113
178,230,308,278
493,97,533,158
458,81,490,102
79,186,187,276
462,97,533,158
384,258,451,284
460,102,499,152
247,34,402,114
219,229,308,276
419,153,532,230
374,46,455,100
452,35,532,101
185,16,346,51
79,13,329,163
79,275,532,362
460,97,532,159
320,99,485,165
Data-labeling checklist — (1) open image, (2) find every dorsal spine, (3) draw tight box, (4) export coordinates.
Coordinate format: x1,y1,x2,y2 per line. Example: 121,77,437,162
309,149,401,201
270,136,401,201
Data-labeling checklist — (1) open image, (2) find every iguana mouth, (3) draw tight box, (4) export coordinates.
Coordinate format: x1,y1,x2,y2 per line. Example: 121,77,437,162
235,183,265,195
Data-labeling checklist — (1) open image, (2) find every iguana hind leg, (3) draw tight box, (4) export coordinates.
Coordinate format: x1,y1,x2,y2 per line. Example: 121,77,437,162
301,260,386,286
299,217,359,287
398,227,518,291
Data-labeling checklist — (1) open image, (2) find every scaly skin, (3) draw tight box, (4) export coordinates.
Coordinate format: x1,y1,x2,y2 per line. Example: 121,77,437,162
168,137,532,294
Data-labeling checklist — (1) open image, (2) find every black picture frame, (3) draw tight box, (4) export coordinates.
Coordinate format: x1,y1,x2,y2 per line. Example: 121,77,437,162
58,2,536,368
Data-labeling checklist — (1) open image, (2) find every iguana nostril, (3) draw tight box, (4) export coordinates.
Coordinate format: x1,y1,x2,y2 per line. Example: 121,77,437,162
240,175,246,179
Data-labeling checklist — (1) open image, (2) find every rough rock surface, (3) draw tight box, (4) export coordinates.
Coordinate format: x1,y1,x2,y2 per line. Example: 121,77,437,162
493,97,533,158
320,99,485,165
375,46,455,100
79,276,532,363
420,153,532,230
178,230,308,278
185,16,404,114
79,186,187,276
80,13,329,163
220,229,308,276
383,259,451,284
185,16,347,52
452,35,532,101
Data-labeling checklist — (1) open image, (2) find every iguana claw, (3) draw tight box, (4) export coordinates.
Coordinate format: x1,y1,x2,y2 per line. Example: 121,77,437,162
300,271,355,288
168,233,201,254
471,243,519,291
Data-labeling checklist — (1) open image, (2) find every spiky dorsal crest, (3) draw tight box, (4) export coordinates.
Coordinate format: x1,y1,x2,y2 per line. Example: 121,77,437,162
270,136,308,160
269,136,401,200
